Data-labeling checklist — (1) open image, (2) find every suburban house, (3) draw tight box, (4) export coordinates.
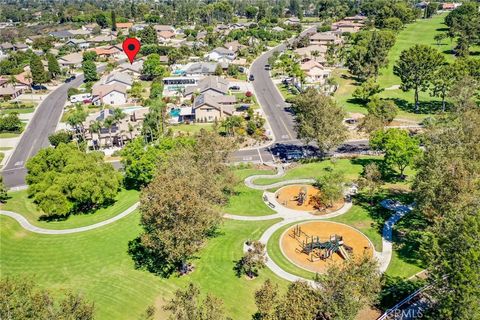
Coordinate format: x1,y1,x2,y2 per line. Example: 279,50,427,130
14,72,33,90
66,39,90,50
272,26,285,32
183,76,229,99
154,25,175,34
300,60,331,84
68,29,91,37
88,35,116,44
0,43,14,55
331,22,363,33
83,107,148,148
13,43,28,52
284,17,301,25
92,83,128,106
223,40,247,53
118,60,144,78
116,22,133,32
104,72,133,89
58,52,83,69
131,24,148,32
82,23,99,32
185,62,219,76
49,30,74,40
205,47,236,62
294,45,328,63
88,46,121,59
193,93,235,122
309,31,343,46
158,30,176,43
0,85,23,101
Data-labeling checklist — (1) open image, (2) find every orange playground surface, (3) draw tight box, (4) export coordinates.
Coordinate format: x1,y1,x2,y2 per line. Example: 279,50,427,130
281,221,374,273
275,185,344,213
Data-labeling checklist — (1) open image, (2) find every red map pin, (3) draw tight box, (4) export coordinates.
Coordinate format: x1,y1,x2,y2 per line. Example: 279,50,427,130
122,38,141,64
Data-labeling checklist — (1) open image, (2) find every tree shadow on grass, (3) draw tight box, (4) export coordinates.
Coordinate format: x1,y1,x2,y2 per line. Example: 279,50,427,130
393,209,428,267
387,98,443,114
127,237,178,278
37,198,117,222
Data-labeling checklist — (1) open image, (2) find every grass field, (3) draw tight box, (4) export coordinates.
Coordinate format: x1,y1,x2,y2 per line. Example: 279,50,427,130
253,157,377,185
223,168,277,216
0,132,21,138
0,212,287,319
2,189,139,230
333,13,472,120
168,123,214,135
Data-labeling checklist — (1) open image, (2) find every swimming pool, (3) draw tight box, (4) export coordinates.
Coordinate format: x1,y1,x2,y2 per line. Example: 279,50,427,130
170,108,180,117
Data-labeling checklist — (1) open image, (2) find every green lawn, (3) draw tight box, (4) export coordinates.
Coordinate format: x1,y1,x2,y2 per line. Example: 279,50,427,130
253,157,378,185
0,214,286,319
0,107,35,114
2,189,139,230
333,13,466,120
169,123,214,134
0,132,21,138
223,168,276,216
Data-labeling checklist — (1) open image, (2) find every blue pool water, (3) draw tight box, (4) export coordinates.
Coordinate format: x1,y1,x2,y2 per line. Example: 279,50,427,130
170,109,180,117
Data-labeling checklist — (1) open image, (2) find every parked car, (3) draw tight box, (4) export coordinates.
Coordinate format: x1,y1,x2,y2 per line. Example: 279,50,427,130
64,75,76,83
32,84,47,90
249,74,255,81
229,85,240,91
264,64,271,70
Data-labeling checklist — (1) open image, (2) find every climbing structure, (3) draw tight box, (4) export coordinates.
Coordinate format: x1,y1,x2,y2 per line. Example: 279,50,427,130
293,225,353,262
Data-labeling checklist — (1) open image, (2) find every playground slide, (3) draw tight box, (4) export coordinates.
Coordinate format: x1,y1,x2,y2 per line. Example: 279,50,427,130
338,246,350,260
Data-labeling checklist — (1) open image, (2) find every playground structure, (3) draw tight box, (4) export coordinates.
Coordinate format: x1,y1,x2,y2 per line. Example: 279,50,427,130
275,185,345,213
280,221,374,273
293,224,353,262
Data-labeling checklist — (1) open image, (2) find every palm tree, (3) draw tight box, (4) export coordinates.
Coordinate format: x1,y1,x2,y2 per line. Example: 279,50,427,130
89,120,102,149
103,116,115,147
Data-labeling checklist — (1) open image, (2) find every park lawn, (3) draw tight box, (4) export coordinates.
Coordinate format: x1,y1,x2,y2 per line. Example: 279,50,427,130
333,13,461,120
329,205,382,251
385,250,424,279
276,83,297,100
253,156,378,186
2,188,139,230
0,214,287,320
0,107,35,114
223,167,276,216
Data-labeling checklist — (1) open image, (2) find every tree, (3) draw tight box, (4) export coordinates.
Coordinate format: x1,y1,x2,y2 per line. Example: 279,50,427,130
0,112,22,132
360,96,398,132
82,51,97,62
32,37,53,53
316,254,381,320
0,277,94,319
48,130,73,147
140,26,158,45
370,128,420,178
292,88,347,156
352,77,383,102
357,162,383,204
235,241,267,278
82,60,98,82
445,2,480,56
254,280,279,320
46,53,61,79
163,283,228,320
314,169,345,208
433,33,446,46
131,132,235,274
346,30,396,81
275,281,319,320
141,54,167,80
111,10,117,31
29,53,49,84
149,81,163,99
0,176,7,203
25,144,122,216
95,13,108,28
394,44,445,111
430,63,462,111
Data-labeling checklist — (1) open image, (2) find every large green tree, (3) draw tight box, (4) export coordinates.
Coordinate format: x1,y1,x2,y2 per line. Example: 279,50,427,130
292,88,347,156
30,53,49,84
394,44,445,111
141,54,167,80
26,144,122,216
46,53,61,79
370,128,420,178
82,60,98,82
445,2,480,57
346,30,396,81
140,25,158,45
0,277,94,319
163,283,227,320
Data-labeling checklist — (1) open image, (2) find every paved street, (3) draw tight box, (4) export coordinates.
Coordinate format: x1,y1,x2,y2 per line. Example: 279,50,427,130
2,75,85,188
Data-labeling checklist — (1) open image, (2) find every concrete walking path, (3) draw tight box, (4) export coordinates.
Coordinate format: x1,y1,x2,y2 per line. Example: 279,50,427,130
225,165,412,284
0,203,139,235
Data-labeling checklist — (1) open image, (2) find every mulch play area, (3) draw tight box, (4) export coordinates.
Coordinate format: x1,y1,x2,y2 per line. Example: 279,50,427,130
280,221,374,274
275,185,344,213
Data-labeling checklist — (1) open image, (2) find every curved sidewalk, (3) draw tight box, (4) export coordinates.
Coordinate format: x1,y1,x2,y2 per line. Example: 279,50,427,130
0,203,139,235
